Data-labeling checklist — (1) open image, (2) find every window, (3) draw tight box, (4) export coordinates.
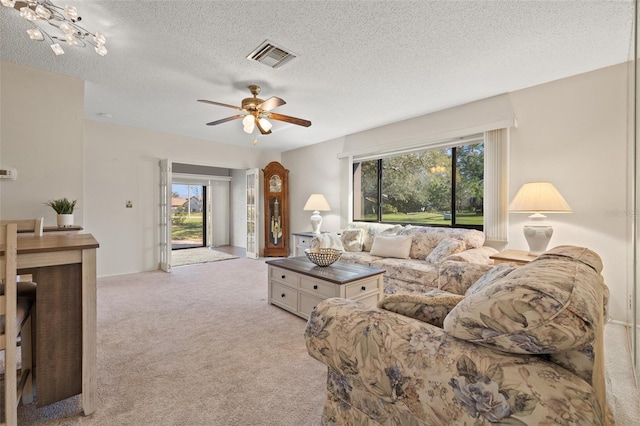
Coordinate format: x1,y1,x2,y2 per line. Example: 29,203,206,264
353,141,484,229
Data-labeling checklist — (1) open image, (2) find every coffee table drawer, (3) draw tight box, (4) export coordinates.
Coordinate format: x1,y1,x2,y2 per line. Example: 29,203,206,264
270,282,298,311
299,293,324,318
270,266,299,287
300,277,336,298
345,279,379,299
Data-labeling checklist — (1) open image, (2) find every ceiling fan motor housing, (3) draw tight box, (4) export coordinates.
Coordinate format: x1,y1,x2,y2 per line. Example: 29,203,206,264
242,97,264,111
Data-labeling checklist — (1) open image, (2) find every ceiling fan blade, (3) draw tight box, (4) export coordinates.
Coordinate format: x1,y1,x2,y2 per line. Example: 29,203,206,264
258,96,286,112
198,99,243,111
255,118,272,135
267,112,312,127
206,115,244,126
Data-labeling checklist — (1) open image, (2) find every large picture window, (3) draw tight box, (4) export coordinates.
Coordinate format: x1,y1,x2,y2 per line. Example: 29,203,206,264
353,141,484,229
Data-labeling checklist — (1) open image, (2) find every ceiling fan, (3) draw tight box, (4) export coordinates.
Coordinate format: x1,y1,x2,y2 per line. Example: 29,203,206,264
198,85,312,135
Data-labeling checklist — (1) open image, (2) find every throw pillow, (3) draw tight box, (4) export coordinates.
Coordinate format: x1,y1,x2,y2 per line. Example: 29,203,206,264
378,290,465,328
425,238,466,264
444,246,499,265
369,234,412,259
465,263,516,296
340,229,363,252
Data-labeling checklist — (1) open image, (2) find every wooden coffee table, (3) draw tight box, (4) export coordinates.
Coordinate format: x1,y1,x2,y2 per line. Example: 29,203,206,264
266,256,385,319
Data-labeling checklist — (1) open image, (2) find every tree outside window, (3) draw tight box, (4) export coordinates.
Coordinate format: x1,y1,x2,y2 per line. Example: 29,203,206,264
353,142,483,229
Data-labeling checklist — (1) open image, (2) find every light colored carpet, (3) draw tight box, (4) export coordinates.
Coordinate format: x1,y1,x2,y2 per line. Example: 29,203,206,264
171,247,238,266
17,258,325,425
13,258,639,425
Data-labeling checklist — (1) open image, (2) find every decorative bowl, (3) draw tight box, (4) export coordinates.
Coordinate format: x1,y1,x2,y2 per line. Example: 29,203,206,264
305,248,342,266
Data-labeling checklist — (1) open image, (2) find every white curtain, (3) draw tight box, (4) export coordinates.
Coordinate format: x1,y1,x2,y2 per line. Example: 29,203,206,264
483,129,509,242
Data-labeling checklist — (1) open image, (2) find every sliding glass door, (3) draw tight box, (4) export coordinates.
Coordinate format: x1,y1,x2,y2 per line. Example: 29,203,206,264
171,183,207,250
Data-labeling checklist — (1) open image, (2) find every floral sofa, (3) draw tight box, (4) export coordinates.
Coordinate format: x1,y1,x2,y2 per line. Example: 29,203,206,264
305,245,613,425
335,222,499,295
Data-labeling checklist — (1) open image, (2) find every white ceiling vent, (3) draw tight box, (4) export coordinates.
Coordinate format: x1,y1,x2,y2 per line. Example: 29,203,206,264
247,40,297,69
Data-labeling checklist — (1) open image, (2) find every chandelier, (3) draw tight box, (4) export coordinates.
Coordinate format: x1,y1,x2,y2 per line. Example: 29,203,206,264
1,0,107,56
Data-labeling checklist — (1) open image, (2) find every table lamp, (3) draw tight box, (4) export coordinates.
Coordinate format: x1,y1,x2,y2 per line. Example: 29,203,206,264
507,182,572,255
303,194,331,234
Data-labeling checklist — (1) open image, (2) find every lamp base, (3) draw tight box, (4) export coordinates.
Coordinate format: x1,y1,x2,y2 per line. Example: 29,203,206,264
310,211,322,234
523,225,553,256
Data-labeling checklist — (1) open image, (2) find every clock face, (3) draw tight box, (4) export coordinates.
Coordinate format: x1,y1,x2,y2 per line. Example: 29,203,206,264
269,175,282,193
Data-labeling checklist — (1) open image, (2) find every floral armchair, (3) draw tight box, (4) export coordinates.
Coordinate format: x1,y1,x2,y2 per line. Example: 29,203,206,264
305,246,613,425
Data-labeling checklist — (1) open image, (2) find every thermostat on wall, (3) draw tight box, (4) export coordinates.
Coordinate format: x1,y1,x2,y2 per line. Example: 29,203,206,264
0,168,17,180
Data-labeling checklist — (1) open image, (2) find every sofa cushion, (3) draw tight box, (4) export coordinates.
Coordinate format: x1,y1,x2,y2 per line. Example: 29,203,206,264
339,251,384,266
370,234,412,259
425,238,466,263
443,246,606,354
438,260,493,295
340,229,363,252
372,258,440,286
378,289,464,327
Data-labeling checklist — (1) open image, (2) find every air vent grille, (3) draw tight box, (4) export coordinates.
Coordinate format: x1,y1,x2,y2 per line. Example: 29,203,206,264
247,40,297,69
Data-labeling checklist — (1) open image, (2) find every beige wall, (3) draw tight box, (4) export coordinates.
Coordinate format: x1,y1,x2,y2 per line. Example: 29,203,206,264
84,120,281,276
0,61,84,225
283,62,631,323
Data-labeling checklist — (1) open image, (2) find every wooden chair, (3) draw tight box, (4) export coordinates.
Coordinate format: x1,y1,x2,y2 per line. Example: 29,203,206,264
0,218,43,237
0,219,43,293
0,223,34,426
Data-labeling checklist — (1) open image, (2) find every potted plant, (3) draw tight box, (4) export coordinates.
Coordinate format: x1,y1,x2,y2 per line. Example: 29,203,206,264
45,198,77,228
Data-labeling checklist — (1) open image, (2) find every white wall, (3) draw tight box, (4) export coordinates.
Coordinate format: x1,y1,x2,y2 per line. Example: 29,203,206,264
506,63,630,321
282,137,344,242
84,120,280,276
283,63,631,323
0,61,84,225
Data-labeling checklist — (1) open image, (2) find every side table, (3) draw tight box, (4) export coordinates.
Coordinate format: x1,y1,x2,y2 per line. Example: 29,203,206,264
490,249,538,266
292,232,316,256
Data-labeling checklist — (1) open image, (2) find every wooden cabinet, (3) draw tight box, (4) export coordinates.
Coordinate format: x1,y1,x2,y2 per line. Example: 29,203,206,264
263,161,289,257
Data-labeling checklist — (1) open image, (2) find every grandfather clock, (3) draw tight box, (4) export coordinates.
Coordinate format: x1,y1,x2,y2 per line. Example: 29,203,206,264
263,161,289,257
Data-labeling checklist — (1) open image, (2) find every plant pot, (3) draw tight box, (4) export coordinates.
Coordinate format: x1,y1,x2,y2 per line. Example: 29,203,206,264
57,214,74,228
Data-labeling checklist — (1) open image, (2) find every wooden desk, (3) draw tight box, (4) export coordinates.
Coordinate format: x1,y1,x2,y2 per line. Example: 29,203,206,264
17,233,99,415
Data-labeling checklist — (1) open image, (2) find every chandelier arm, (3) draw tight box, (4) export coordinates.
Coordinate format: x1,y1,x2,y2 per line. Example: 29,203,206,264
8,0,106,55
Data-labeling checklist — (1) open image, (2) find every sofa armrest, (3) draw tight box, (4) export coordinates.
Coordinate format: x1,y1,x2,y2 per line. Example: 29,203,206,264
305,298,605,425
377,290,463,327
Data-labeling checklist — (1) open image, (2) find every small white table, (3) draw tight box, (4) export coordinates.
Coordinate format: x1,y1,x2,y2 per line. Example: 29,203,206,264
292,232,315,256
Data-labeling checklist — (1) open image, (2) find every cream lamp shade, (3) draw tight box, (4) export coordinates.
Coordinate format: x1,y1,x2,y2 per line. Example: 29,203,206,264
303,194,331,234
507,182,572,255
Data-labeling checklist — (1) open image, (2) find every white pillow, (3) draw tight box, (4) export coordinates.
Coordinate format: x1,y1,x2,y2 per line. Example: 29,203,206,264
369,234,412,259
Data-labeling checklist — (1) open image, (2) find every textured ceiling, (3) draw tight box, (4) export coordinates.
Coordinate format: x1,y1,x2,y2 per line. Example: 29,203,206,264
0,1,634,151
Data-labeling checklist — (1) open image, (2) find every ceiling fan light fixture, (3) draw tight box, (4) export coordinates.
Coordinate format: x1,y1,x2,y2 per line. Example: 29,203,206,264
258,117,272,132
243,114,255,133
